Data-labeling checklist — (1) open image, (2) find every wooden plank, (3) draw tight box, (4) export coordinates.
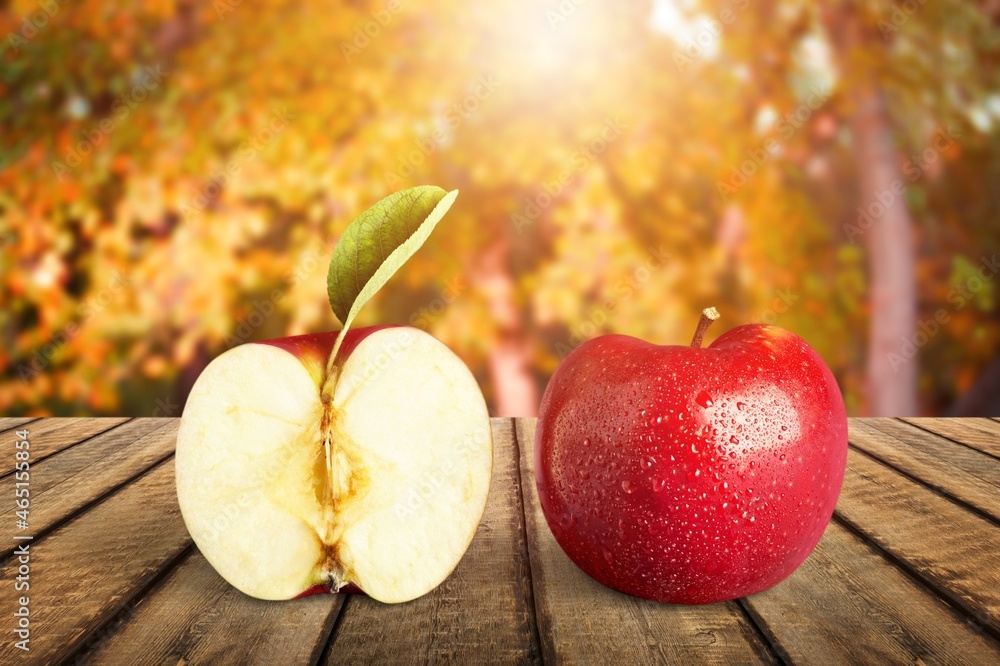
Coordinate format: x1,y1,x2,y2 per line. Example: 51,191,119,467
0,417,131,476
79,550,343,665
901,417,1000,459
0,417,39,434
847,419,1000,523
0,418,176,556
323,418,541,665
0,459,191,663
835,448,1000,638
743,520,1000,664
515,419,777,665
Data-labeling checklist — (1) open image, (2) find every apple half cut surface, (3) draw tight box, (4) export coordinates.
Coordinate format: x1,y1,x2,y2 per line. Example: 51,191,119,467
176,325,492,603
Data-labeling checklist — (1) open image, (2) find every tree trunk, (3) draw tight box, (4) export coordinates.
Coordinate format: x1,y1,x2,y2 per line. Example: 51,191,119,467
824,5,919,415
470,237,539,417
849,86,918,415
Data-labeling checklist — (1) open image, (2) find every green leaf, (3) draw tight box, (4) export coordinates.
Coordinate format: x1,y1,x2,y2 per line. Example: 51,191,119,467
322,186,458,391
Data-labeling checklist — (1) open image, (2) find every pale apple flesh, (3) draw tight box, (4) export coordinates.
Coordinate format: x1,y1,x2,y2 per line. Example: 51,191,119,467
175,326,492,603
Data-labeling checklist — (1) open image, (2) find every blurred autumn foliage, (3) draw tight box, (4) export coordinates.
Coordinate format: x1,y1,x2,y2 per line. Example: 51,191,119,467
1,0,998,417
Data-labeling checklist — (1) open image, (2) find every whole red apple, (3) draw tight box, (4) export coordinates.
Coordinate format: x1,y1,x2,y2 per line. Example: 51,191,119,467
535,308,847,604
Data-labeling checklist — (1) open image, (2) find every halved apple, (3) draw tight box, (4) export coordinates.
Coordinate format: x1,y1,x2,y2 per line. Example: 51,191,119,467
175,325,493,603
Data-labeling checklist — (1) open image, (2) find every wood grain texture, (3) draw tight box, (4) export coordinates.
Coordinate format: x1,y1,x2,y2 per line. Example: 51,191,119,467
1,417,131,476
515,419,777,666
0,418,176,555
0,459,191,663
835,447,1000,638
901,417,1000,459
80,549,344,666
323,418,541,665
3,416,999,664
848,418,1000,523
743,520,1000,664
0,417,39,434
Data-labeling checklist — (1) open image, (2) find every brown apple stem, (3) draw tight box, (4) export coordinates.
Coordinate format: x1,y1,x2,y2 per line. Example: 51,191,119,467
690,307,721,348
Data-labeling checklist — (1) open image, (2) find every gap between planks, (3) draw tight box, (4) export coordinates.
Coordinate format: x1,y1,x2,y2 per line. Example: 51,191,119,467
0,419,179,560
845,419,1000,530
899,417,1000,462
0,417,135,479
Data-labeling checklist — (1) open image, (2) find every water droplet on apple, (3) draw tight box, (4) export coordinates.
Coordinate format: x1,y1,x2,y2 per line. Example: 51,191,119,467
652,478,666,492
603,548,615,564
622,480,636,494
695,391,714,408
643,456,656,468
736,401,746,411
729,435,739,445
578,469,590,480
583,437,591,447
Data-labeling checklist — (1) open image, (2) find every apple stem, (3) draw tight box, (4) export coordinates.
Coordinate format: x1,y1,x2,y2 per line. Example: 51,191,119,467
690,307,721,348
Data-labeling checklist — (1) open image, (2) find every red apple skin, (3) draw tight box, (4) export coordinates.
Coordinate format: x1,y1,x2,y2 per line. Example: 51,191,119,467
258,326,397,386
535,324,848,604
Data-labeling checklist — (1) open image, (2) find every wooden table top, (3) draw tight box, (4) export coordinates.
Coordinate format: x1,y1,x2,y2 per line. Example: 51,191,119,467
1,417,999,664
